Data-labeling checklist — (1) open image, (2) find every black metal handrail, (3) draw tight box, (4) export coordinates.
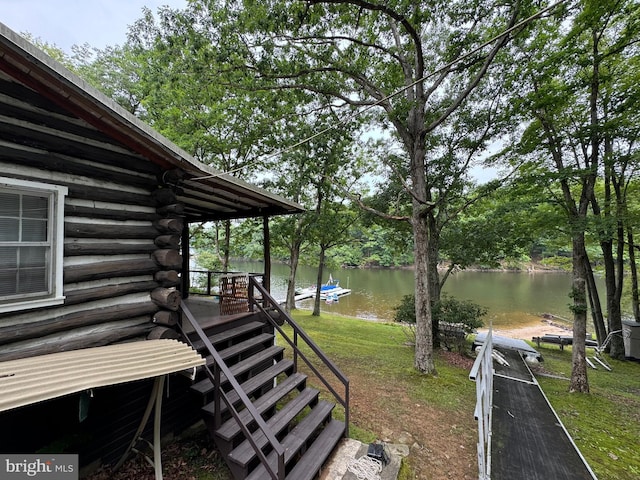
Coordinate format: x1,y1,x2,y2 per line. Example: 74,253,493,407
178,303,285,480
248,276,350,437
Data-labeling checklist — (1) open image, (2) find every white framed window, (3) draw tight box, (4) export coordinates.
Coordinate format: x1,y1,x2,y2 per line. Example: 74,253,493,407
0,177,67,313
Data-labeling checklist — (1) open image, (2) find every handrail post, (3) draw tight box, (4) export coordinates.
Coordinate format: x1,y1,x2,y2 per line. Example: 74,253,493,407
207,272,212,296
344,382,350,438
214,363,221,429
293,330,298,371
248,279,255,312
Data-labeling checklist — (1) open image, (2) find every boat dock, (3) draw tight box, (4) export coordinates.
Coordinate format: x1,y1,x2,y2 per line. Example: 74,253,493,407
293,287,352,302
272,287,352,304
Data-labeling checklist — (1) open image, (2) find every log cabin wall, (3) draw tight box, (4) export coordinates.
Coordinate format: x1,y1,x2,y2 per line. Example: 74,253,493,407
0,71,180,361
0,72,198,466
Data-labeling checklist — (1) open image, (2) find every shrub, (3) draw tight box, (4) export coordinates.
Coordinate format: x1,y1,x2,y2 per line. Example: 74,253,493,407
394,294,486,351
394,294,417,324
432,294,486,332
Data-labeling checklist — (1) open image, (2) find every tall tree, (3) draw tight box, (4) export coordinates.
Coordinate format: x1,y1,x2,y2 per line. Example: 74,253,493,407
498,0,640,390
264,112,358,312
590,0,640,356
203,0,529,374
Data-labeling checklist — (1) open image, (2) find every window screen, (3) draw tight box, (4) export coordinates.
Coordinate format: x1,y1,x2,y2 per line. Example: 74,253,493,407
0,190,52,299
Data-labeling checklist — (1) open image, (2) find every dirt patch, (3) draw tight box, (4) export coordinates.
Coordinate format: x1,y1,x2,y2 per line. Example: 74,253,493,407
344,355,477,479
439,350,475,370
85,430,231,480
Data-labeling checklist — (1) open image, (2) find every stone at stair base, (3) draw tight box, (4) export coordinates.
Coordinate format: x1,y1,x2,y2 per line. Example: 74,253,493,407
319,438,409,480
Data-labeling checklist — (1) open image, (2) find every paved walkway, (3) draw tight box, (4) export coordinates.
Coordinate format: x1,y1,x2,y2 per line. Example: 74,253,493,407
491,349,597,480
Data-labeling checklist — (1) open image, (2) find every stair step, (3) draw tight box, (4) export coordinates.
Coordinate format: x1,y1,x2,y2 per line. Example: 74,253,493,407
285,419,345,480
224,345,283,381
190,321,266,351
209,333,275,366
244,402,338,480
195,359,295,409
191,345,284,396
212,373,308,442
228,388,321,468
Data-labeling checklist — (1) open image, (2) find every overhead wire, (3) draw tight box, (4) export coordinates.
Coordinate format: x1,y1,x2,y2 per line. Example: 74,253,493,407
192,0,570,181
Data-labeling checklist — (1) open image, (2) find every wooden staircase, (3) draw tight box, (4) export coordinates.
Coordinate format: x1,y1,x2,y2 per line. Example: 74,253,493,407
180,284,348,480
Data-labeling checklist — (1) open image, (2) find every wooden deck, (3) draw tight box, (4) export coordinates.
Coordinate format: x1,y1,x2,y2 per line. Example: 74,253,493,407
182,297,254,333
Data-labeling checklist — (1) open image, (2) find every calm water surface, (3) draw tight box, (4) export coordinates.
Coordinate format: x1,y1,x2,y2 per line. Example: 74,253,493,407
232,261,604,328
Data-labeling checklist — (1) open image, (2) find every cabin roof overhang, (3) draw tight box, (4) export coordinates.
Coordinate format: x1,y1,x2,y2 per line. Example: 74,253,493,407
0,22,304,222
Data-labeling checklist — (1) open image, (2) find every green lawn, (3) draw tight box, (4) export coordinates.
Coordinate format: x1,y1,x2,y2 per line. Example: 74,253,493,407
286,311,476,414
286,311,640,480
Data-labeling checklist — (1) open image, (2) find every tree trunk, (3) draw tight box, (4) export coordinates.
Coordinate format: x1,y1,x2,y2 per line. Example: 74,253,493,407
608,221,626,358
628,228,640,322
427,212,441,348
222,220,231,271
413,210,436,374
607,132,626,358
589,166,613,346
312,248,326,317
427,212,442,303
409,98,436,374
567,24,599,392
601,239,617,332
584,258,607,345
285,241,302,312
570,235,589,393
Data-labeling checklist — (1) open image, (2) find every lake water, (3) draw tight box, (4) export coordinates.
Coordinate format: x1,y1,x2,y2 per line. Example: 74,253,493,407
231,261,603,328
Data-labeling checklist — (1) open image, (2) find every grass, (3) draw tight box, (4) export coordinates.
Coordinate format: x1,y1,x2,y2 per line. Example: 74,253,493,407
284,311,640,480
285,311,475,413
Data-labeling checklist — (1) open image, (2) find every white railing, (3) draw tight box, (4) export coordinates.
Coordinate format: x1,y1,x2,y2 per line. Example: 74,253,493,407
469,329,494,480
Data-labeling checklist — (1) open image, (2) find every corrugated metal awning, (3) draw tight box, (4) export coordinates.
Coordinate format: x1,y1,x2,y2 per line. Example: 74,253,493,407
0,339,205,412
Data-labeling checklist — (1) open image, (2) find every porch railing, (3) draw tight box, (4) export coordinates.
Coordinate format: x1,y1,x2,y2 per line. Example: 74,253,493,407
469,328,494,480
189,269,263,297
247,276,350,438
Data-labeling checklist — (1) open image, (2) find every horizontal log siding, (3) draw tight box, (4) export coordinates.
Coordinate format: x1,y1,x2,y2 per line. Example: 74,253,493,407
0,76,166,361
64,239,157,257
0,317,155,361
0,61,199,471
64,279,160,305
0,295,159,346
